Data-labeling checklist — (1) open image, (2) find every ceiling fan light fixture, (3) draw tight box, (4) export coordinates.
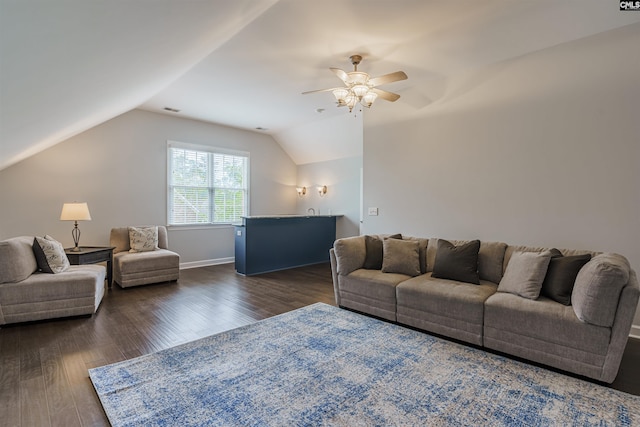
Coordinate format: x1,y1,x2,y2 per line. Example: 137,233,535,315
303,55,406,113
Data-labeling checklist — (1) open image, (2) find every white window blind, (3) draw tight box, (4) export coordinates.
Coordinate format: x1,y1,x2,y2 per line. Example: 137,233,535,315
168,143,249,225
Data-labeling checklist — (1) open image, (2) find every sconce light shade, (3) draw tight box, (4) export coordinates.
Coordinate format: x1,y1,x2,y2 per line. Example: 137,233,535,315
296,186,307,197
318,185,328,197
60,202,91,251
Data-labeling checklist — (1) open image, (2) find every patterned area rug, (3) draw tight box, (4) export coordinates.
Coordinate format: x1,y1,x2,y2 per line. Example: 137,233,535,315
89,303,639,426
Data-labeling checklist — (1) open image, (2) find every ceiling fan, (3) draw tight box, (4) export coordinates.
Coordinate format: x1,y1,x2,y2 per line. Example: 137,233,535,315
303,55,408,112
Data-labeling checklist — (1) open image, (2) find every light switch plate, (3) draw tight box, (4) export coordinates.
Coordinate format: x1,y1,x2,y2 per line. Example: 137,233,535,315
368,207,379,216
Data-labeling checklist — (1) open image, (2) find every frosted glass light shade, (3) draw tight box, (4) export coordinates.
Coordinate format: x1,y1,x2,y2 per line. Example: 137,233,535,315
352,84,369,98
332,88,349,104
361,91,378,107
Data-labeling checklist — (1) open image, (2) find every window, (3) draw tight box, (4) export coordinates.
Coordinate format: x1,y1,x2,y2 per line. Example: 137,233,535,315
168,142,249,225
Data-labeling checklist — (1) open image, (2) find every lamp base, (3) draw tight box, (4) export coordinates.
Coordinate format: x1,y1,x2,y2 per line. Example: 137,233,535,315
69,246,82,252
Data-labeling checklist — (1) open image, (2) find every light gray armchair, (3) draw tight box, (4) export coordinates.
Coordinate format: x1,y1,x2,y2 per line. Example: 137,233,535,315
109,226,179,288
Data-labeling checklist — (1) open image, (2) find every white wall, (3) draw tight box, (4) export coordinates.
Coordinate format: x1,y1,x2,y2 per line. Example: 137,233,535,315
362,25,640,326
295,156,362,239
0,109,298,264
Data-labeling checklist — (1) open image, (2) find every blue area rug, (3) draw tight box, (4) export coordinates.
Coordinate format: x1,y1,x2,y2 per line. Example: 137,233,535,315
89,303,639,426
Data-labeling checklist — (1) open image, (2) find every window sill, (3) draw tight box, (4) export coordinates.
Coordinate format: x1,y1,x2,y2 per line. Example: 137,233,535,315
167,224,235,231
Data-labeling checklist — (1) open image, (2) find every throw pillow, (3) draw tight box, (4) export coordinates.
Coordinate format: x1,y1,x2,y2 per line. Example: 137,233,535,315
33,235,70,274
381,238,421,276
498,251,553,299
541,249,591,305
363,234,401,270
572,253,630,327
128,226,158,253
431,239,481,285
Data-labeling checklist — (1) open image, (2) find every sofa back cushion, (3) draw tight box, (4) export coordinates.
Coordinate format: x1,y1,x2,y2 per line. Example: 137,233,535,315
333,236,366,276
572,253,630,327
0,236,37,283
110,226,169,254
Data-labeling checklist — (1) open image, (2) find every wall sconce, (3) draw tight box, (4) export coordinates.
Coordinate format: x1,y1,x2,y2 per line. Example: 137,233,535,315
296,186,307,197
317,185,328,197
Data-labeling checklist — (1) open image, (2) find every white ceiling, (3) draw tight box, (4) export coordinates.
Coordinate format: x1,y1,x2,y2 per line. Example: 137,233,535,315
2,0,639,170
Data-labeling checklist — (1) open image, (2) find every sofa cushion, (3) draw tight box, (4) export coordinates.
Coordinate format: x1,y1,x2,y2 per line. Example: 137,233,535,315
128,226,158,253
541,250,591,305
382,238,421,277
333,236,366,276
397,274,497,326
498,250,552,299
432,239,480,285
0,236,37,283
478,241,508,284
115,249,180,275
33,235,70,274
339,269,408,303
401,236,429,274
484,292,611,357
363,234,401,270
572,253,630,327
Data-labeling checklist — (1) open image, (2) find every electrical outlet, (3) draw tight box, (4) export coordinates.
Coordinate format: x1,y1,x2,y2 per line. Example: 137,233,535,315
368,207,379,216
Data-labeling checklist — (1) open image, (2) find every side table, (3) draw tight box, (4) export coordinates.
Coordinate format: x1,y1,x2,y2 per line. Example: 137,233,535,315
65,246,115,287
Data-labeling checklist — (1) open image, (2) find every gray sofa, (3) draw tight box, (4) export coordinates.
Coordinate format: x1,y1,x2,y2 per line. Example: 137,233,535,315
0,236,105,325
110,226,179,288
330,235,639,383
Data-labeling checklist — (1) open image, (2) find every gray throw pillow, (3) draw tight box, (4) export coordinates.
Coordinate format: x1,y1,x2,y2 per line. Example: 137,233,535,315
541,249,591,305
572,253,630,327
363,234,401,270
432,239,481,285
498,251,552,299
381,238,421,276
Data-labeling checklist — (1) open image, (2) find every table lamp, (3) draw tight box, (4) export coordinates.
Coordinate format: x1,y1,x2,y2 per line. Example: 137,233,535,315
60,202,92,251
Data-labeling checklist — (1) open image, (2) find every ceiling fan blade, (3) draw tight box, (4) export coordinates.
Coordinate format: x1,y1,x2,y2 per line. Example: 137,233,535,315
302,87,339,95
371,88,401,102
330,67,349,83
369,71,408,87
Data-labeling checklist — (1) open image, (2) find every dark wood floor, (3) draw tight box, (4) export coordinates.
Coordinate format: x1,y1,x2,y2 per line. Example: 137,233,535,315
1,262,639,426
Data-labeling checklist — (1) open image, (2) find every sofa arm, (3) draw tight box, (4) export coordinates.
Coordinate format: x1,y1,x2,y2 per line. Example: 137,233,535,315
601,269,640,383
333,236,366,276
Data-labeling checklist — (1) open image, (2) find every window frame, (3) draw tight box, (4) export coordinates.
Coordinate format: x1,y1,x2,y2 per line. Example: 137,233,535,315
167,141,250,226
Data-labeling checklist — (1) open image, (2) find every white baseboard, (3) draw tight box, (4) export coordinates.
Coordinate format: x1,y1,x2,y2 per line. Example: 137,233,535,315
180,257,234,270
629,325,640,340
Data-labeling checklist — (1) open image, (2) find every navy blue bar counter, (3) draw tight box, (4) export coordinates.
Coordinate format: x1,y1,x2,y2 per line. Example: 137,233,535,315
234,215,338,275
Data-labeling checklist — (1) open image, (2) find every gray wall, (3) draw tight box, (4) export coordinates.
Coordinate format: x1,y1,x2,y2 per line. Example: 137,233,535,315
0,109,298,265
295,156,362,239
362,25,640,330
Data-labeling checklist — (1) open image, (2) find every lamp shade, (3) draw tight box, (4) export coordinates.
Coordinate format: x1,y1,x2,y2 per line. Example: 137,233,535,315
60,202,92,221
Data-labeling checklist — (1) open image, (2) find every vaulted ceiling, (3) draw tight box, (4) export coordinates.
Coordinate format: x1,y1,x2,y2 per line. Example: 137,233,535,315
2,0,639,170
